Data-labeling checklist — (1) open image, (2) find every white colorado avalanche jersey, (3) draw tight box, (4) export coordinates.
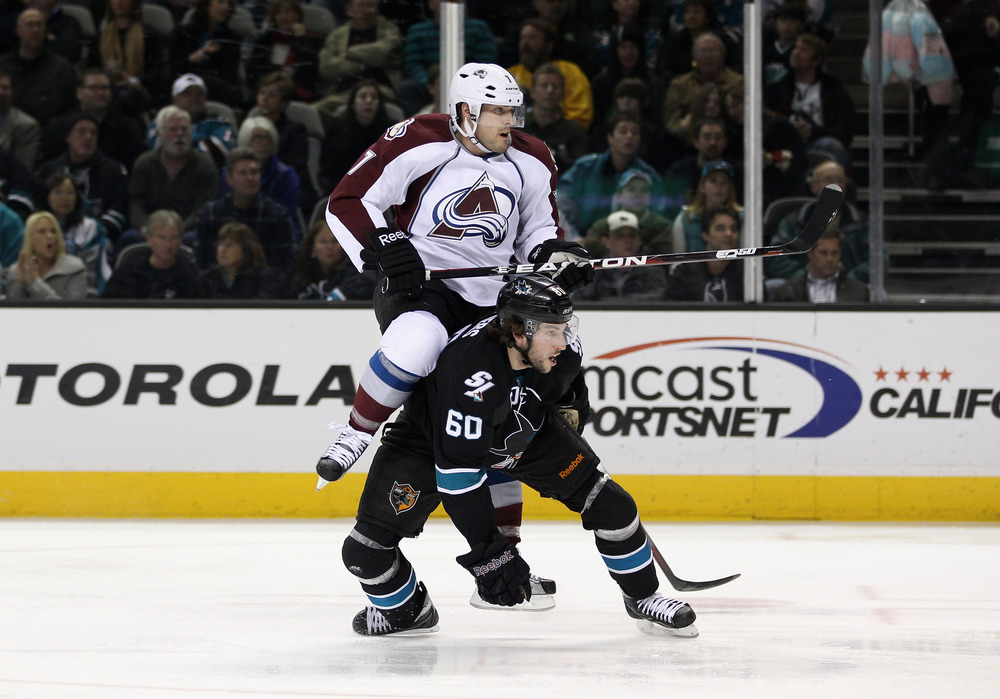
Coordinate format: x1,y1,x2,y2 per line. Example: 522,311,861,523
325,113,564,307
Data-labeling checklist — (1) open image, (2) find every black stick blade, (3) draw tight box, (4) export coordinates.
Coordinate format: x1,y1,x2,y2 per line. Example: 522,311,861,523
783,183,844,253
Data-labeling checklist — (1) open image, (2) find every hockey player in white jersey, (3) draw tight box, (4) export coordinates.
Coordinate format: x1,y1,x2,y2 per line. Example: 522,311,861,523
316,63,594,609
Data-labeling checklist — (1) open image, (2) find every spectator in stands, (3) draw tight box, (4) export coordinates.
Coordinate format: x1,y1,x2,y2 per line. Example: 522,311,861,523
199,220,283,298
4,210,86,299
499,0,588,69
590,0,661,76
0,147,40,219
666,117,731,203
657,0,740,83
169,0,243,107
317,0,402,109
662,31,742,140
194,147,295,273
0,199,24,267
287,219,376,300
412,62,441,115
584,168,674,258
0,8,77,126
575,209,667,302
763,2,805,86
37,112,130,245
587,77,680,172
766,159,872,283
42,172,107,295
666,204,743,301
398,0,497,115
221,115,300,235
90,0,171,109
558,112,664,237
21,0,83,64
923,0,1000,190
129,105,219,238
771,227,869,303
670,0,746,37
522,63,588,173
102,208,205,298
509,18,592,129
590,23,665,127
246,0,322,103
762,0,838,43
253,71,313,212
42,69,146,171
668,159,742,253
763,33,855,170
723,80,807,205
318,78,394,192
148,73,236,170
0,67,39,168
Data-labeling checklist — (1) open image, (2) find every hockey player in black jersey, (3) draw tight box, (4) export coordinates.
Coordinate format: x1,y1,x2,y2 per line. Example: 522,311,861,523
340,276,698,638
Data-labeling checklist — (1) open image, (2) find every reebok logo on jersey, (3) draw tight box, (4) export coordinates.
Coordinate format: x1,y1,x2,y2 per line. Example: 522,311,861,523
559,453,585,479
429,172,515,247
377,230,408,245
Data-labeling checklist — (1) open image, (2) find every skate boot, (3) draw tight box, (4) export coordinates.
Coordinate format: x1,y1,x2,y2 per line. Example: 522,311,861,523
316,426,373,488
469,573,557,611
623,592,698,637
352,582,440,636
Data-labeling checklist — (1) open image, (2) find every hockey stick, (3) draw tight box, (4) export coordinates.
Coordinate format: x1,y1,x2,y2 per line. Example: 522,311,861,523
648,535,741,592
425,183,844,281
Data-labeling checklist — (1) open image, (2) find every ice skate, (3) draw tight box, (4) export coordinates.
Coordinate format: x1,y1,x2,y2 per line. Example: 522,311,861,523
352,582,440,636
469,573,557,611
623,592,698,637
316,425,373,488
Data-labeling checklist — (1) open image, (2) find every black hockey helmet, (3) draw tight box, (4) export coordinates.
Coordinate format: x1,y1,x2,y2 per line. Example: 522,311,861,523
496,275,577,341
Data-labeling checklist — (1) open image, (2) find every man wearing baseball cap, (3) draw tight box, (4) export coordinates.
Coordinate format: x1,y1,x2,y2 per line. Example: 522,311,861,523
574,210,668,302
145,74,236,170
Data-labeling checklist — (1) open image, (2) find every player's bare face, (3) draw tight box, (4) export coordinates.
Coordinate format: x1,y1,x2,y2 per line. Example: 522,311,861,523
474,105,518,154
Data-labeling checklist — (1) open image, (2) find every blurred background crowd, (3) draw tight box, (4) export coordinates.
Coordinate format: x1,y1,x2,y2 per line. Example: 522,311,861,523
0,0,993,303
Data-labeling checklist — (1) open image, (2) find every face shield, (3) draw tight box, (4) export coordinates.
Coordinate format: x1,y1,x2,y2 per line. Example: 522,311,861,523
524,316,579,345
475,103,526,130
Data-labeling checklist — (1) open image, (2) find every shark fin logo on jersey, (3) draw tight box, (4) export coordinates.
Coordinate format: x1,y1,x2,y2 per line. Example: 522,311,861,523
389,481,420,515
429,172,516,247
384,118,415,140
464,370,494,401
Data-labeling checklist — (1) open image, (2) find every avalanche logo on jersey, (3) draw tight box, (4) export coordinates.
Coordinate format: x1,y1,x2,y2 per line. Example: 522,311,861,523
429,172,516,247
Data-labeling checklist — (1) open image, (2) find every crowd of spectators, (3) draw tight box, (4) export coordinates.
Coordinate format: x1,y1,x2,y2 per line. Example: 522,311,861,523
0,0,889,304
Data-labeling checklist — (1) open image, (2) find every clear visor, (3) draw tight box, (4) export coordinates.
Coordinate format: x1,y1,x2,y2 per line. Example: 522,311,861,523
525,316,579,345
477,104,526,129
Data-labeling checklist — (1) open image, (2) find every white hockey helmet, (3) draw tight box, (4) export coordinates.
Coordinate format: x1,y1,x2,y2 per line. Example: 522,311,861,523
448,63,525,140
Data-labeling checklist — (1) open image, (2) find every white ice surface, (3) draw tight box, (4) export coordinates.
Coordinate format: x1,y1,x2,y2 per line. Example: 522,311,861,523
1,519,998,699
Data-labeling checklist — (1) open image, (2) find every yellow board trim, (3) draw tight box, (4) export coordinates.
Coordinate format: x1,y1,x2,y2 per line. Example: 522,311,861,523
1,472,998,520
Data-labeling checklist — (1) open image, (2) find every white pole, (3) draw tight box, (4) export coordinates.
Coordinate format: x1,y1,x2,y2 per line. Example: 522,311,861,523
743,0,764,302
439,0,466,113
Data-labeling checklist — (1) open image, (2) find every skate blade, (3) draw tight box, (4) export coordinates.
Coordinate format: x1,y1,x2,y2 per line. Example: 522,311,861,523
635,620,699,638
469,591,556,612
391,623,440,636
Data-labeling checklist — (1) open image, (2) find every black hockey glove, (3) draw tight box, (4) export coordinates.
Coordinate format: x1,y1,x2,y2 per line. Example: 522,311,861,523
529,239,594,293
456,534,532,607
360,228,424,297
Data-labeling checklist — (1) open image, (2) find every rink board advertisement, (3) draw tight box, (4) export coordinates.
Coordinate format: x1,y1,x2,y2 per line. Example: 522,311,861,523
1,307,998,520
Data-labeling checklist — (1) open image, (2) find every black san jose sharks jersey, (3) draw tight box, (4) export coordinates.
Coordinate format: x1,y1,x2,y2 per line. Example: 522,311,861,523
402,314,582,492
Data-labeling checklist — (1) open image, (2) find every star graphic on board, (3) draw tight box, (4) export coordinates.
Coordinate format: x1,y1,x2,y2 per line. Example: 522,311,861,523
895,367,909,381
917,367,931,381
874,367,888,381
938,367,952,382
